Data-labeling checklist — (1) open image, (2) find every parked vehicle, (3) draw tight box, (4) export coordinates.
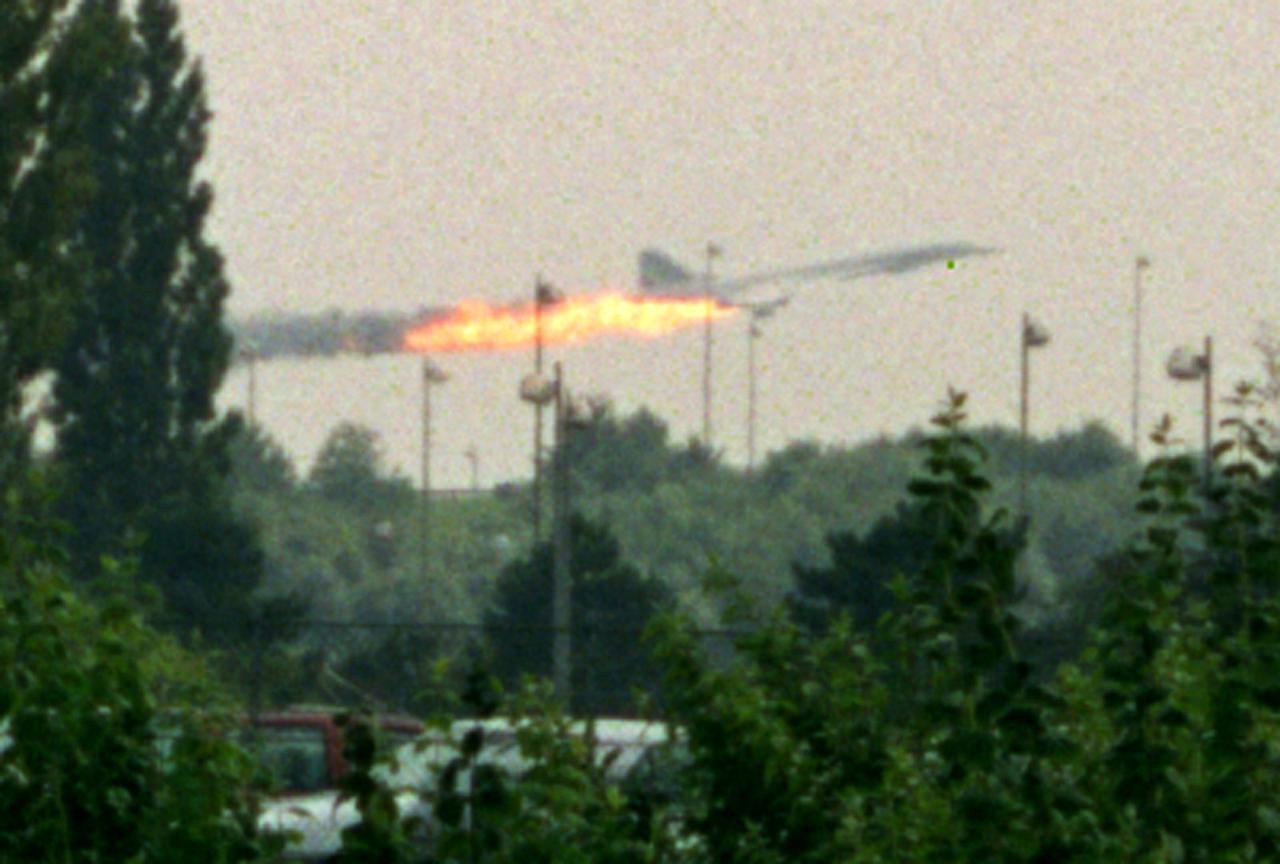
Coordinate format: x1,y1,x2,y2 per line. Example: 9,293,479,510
245,708,422,861
261,716,684,861
245,708,423,794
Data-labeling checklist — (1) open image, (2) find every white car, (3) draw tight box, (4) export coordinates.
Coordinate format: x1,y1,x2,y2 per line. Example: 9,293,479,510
262,717,682,861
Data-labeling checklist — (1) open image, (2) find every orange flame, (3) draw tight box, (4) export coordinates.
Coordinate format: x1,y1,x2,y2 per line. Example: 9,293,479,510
402,292,737,353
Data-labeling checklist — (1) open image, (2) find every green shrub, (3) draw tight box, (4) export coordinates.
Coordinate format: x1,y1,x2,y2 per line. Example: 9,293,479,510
334,386,1280,862
0,523,282,863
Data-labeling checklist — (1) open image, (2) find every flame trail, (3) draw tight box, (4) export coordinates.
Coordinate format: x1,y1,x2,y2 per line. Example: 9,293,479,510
402,292,737,353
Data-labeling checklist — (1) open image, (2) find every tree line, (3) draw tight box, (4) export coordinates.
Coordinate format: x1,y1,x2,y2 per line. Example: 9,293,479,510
225,398,1143,715
324,387,1280,862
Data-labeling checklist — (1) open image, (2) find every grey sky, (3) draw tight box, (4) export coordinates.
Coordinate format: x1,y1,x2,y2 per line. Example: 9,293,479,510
183,1,1280,485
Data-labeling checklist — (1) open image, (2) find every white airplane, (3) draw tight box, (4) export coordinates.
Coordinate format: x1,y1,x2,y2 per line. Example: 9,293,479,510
229,242,995,360
637,241,997,303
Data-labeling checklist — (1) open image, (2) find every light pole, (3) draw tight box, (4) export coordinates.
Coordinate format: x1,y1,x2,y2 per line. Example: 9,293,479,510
748,318,761,473
702,242,721,448
464,444,479,492
1166,336,1214,489
1020,313,1051,514
519,365,572,706
550,363,573,710
420,358,448,580
532,276,561,539
744,297,787,473
1131,255,1151,455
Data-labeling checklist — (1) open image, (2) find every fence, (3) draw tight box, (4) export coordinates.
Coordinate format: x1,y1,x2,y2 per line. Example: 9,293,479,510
190,616,740,721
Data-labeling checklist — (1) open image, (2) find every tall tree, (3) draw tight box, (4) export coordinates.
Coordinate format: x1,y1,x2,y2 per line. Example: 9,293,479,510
229,421,298,496
790,496,1030,637
0,1,107,491
484,516,675,715
561,400,675,495
51,0,259,635
788,502,933,634
308,421,411,511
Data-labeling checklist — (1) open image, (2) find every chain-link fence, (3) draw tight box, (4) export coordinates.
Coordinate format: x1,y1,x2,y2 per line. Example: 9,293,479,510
189,616,740,721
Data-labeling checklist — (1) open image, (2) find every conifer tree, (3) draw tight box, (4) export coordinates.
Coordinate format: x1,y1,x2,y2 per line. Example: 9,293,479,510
485,516,674,715
52,0,261,636
0,1,103,488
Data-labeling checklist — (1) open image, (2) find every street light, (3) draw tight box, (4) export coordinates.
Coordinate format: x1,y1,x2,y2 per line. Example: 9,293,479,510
702,242,721,448
464,444,480,492
1131,255,1152,455
1166,336,1213,488
420,358,448,580
1020,313,1051,514
532,276,562,539
743,297,788,473
518,364,573,707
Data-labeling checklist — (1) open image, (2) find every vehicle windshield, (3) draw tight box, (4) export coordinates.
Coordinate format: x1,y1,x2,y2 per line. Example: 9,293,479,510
242,725,329,794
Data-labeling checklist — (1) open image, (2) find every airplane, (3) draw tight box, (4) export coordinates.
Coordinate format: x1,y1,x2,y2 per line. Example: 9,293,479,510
638,241,997,302
229,242,996,361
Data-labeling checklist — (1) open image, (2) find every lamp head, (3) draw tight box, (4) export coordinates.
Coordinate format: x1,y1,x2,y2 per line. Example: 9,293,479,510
519,372,557,405
422,359,449,383
1166,346,1207,381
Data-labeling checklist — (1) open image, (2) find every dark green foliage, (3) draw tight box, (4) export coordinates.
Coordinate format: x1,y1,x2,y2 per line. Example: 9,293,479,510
230,421,298,495
335,627,445,715
231,398,1142,682
974,420,1131,480
789,501,935,633
647,391,1260,861
0,522,281,863
484,516,675,716
563,400,676,495
648,391,1280,861
142,493,268,642
756,438,826,494
0,0,90,379
0,0,103,487
309,420,414,511
335,685,686,864
332,714,420,863
49,0,262,633
321,386,1280,862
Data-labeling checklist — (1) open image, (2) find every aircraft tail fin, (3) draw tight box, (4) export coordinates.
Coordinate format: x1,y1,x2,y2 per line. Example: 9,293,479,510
638,248,694,293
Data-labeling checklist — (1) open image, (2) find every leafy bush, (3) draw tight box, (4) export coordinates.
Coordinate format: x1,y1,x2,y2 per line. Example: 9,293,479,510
0,522,281,863
653,387,1280,861
331,385,1280,862
333,684,688,863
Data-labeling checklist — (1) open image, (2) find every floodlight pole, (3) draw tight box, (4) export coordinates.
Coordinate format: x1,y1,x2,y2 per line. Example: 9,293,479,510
1166,335,1214,492
465,445,479,492
1020,313,1031,514
420,358,447,580
748,320,761,472
1019,313,1050,515
550,362,572,708
533,276,553,539
1202,335,1213,489
702,242,719,448
1131,256,1150,455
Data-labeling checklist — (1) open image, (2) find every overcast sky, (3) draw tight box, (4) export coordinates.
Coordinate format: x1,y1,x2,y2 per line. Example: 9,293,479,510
181,1,1280,485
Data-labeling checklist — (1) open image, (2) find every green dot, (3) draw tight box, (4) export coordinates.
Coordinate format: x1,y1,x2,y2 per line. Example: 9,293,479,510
947,260,956,269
